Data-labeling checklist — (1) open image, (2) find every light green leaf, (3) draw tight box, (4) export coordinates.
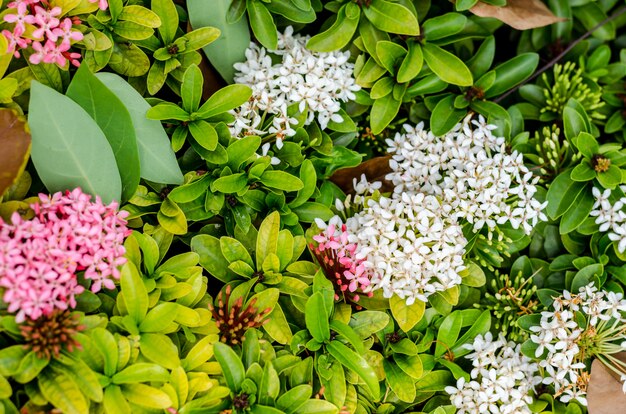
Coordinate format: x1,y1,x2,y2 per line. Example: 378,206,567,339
247,0,277,50
151,0,178,45
120,262,149,324
95,73,183,185
28,81,122,203
390,294,425,332
307,4,359,52
38,370,88,414
66,64,140,202
363,0,419,35
214,342,245,391
422,43,473,87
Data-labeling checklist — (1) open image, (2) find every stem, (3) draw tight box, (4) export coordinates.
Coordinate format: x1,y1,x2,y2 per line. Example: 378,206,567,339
494,5,626,104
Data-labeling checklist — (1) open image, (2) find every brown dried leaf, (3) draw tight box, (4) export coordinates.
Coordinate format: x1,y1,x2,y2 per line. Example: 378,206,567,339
470,0,567,30
587,356,626,414
0,109,31,198
330,156,394,194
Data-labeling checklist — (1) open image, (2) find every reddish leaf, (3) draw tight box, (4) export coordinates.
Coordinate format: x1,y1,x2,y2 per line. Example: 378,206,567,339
330,155,393,194
587,356,626,414
470,0,567,30
0,109,31,197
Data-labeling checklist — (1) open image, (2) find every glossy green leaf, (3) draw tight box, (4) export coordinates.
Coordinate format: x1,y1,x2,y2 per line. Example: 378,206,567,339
363,0,419,36
397,41,423,83
306,292,330,342
28,81,122,203
196,84,252,118
112,363,169,384
376,40,406,74
121,383,172,409
370,92,401,135
390,294,424,333
120,262,148,324
422,43,473,87
307,4,359,52
546,170,586,219
484,53,539,98
260,171,304,191
383,359,416,403
247,0,277,50
139,333,180,370
560,187,594,234
326,340,380,400
214,342,245,391
151,0,178,44
422,12,466,41
430,94,467,136
38,370,88,414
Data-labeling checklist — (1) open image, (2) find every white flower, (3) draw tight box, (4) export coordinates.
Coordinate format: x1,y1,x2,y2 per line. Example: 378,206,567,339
591,186,626,252
385,114,546,237
229,27,359,145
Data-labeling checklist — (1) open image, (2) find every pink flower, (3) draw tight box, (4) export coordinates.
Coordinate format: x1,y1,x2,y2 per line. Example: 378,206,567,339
2,29,29,57
42,39,68,66
7,0,40,8
53,18,83,46
3,4,36,34
88,0,108,11
32,5,61,41
0,188,130,322
28,40,46,64
310,217,373,304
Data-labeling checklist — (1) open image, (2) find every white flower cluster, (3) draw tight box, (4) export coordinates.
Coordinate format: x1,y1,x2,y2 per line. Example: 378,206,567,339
344,190,467,305
445,332,541,414
230,26,360,148
529,283,626,406
386,115,547,235
591,186,626,252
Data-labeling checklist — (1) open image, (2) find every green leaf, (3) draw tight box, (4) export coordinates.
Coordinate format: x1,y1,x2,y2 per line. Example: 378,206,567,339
212,173,248,194
348,311,389,339
187,0,249,83
120,383,172,409
376,41,406,74
307,4,359,52
575,132,599,159
484,53,539,98
395,354,423,379
431,94,467,136
66,65,140,202
390,294,425,333
157,198,188,235
151,0,178,45
146,103,190,121
397,41,423,83
262,304,292,344
95,73,183,185
181,27,221,51
139,333,180,370
120,262,148,324
90,328,118,377
189,120,218,151
296,399,339,414
570,162,596,182
422,43,473,87
306,292,330,342
546,170,586,219
214,342,245,391
192,234,235,282
227,135,261,170
326,340,380,400
363,0,419,36
103,385,131,414
560,187,594,234
370,93,401,135
28,81,122,203
112,363,169,384
108,43,150,77
435,312,462,358
422,12,466,41
330,320,364,354
14,351,49,384
139,302,178,332
247,0,277,50
118,5,161,28
256,211,280,269
571,264,603,292
181,64,203,113
196,84,252,118
260,171,304,191
276,385,312,413
383,359,416,403
597,165,622,189
38,370,88,414
258,361,280,405
292,202,334,223
563,107,588,142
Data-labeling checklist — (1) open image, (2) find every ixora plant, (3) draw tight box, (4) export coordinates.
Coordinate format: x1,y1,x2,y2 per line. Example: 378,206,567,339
3,0,626,413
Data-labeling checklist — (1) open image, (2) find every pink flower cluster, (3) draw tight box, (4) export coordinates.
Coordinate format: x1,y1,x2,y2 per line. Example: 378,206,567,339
0,188,130,323
1,0,107,67
311,216,373,303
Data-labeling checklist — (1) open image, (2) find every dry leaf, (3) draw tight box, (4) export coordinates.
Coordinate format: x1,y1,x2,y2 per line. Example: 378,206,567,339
587,356,626,414
330,156,394,194
0,109,31,198
470,0,567,30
